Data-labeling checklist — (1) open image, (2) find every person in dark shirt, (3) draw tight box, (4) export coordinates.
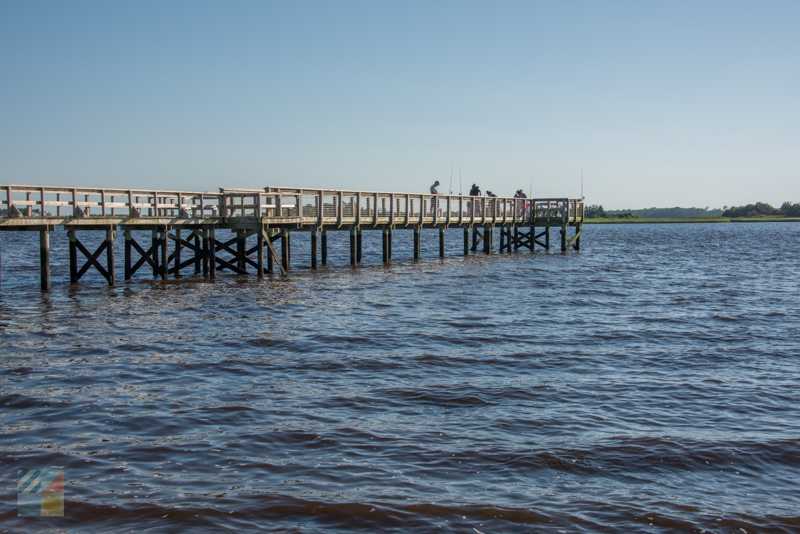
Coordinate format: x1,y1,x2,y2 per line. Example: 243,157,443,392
468,184,482,217
514,189,528,216
429,181,440,215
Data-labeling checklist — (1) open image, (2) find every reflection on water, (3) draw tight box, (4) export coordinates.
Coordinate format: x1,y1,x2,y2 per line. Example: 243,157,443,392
1,223,799,533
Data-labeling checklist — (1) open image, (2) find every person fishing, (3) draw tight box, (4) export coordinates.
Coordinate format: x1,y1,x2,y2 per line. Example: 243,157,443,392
468,184,481,217
430,181,440,216
514,189,527,216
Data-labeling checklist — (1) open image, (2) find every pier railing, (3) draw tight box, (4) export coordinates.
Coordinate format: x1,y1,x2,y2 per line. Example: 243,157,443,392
1,184,583,225
2,185,221,219
220,187,583,226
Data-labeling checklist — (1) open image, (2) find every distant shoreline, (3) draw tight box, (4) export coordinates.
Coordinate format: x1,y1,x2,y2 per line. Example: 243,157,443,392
583,217,800,224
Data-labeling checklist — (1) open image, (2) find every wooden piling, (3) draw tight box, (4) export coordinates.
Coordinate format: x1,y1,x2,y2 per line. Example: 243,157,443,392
124,230,132,280
357,228,363,263
209,227,216,277
68,230,78,283
257,228,265,277
545,226,550,250
311,230,318,269
39,230,50,291
575,224,581,251
151,230,159,277
321,229,328,265
194,232,201,273
499,226,505,253
237,230,246,272
464,227,469,256
471,226,478,252
413,225,420,260
174,229,182,277
202,229,210,275
382,227,388,263
266,230,274,273
160,229,168,279
281,227,290,271
106,228,115,285
561,225,567,252
439,226,445,258
350,226,356,265
387,227,392,260
483,225,491,254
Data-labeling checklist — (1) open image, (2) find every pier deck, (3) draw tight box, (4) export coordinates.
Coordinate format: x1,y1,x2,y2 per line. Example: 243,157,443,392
1,184,584,289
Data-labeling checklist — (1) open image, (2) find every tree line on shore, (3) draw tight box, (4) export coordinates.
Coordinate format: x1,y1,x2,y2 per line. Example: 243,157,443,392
584,202,799,219
721,202,800,218
583,206,722,219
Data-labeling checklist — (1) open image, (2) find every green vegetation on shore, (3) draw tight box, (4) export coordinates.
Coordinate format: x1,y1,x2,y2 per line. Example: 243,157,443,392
584,216,800,224
583,201,800,223
584,205,726,219
722,201,800,218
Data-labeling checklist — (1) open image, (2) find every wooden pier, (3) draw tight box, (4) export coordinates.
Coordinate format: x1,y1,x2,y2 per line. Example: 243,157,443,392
0,184,584,290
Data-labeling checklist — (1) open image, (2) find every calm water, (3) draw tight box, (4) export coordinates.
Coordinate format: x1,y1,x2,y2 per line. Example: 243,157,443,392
1,222,799,533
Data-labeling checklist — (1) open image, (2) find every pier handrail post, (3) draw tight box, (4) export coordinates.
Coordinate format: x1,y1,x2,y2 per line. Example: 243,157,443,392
219,190,227,220
512,198,517,225
446,196,451,225
72,188,79,217
4,186,11,216
278,194,284,220
389,193,395,226
296,193,302,221
355,192,360,226
459,196,463,225
470,195,475,224
405,195,410,226
337,192,343,226
418,195,424,225
373,193,378,226
40,187,46,217
317,191,323,226
481,197,486,225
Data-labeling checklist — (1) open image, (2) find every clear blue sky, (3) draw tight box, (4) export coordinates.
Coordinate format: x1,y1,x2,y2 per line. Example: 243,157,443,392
1,1,798,209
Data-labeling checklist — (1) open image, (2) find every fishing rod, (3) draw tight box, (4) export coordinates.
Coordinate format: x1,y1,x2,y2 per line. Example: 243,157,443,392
449,161,454,195
529,173,533,199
